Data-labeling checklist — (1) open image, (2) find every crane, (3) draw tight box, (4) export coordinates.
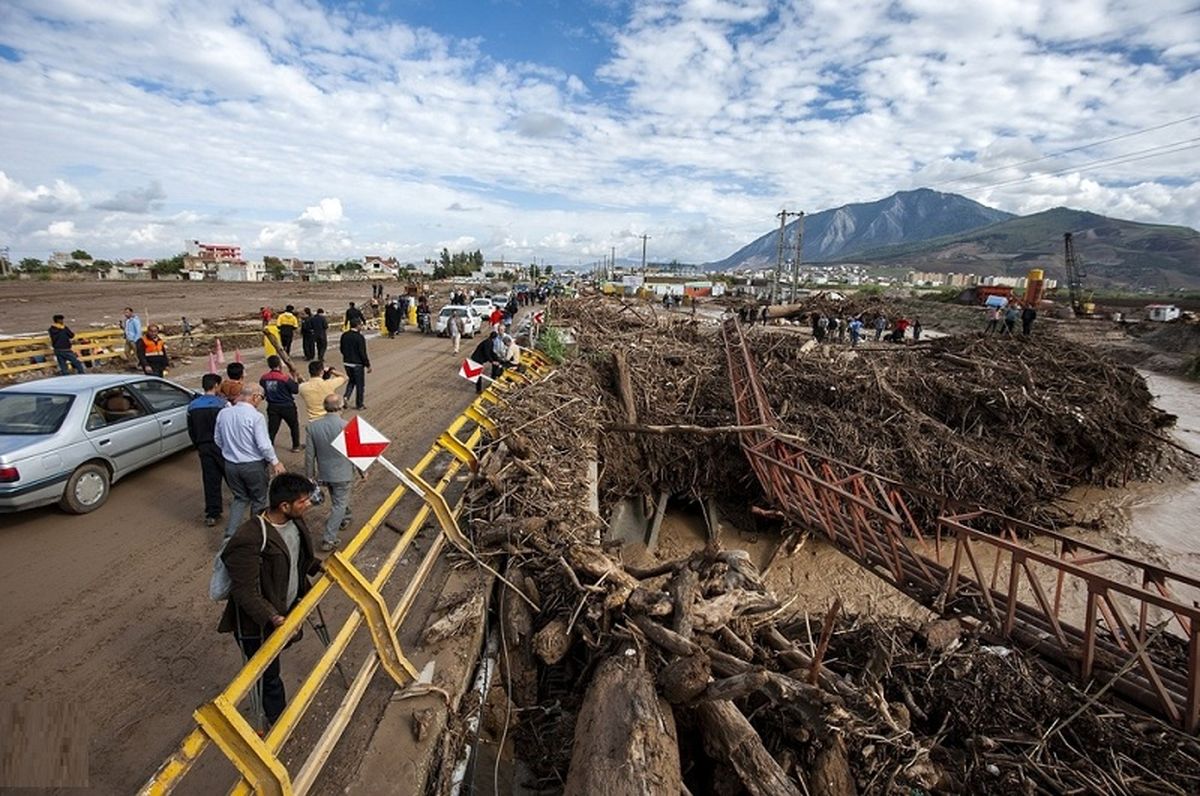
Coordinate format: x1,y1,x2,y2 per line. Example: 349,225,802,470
1063,232,1092,317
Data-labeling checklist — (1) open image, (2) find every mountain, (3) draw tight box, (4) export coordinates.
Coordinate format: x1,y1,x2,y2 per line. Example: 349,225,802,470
709,188,1014,270
847,207,1200,290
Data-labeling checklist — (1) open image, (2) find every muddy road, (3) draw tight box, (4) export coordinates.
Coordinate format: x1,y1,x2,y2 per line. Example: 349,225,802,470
0,324,488,793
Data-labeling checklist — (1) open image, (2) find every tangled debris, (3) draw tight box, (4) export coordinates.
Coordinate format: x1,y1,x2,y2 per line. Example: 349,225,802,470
443,297,1197,794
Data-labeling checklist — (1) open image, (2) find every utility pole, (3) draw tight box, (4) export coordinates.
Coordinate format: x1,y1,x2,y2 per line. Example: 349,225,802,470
640,234,650,277
772,209,801,304
790,212,805,303
611,246,616,273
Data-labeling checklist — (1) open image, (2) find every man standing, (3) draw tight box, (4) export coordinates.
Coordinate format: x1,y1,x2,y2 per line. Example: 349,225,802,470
339,318,370,409
121,307,142,365
873,315,887,342
276,306,299,356
1002,304,1019,336
305,394,354,552
137,324,169,376
260,355,302,452
985,306,1001,334
188,373,227,527
297,360,347,422
848,316,864,347
344,302,365,330
215,385,285,538
311,308,329,361
1021,305,1037,336
449,310,465,354
383,299,400,339
220,362,245,404
48,314,86,375
217,472,320,729
300,308,315,361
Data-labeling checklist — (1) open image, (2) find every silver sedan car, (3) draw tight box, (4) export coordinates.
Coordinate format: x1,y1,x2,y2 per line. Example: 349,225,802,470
0,374,196,513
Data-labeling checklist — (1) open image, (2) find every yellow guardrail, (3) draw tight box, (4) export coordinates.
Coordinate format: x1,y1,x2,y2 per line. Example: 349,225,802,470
139,349,555,796
0,328,129,377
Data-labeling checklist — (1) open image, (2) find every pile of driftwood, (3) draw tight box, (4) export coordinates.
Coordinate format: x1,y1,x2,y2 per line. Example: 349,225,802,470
442,296,1198,793
548,296,1183,526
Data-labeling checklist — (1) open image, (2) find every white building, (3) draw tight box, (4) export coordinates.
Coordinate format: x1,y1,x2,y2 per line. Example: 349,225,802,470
217,261,264,282
1145,304,1181,322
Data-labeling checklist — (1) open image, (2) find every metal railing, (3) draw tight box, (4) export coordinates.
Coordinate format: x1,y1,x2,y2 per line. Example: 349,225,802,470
722,318,1200,732
140,350,555,795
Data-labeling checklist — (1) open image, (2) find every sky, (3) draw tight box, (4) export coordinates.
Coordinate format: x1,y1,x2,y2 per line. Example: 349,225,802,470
1,0,1198,266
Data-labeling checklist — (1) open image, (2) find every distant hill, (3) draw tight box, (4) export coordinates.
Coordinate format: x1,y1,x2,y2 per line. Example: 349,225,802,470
709,188,1014,270
847,207,1200,290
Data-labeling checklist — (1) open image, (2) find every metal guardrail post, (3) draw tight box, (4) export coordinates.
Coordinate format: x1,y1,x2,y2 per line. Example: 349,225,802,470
437,431,478,471
193,696,292,796
321,553,420,685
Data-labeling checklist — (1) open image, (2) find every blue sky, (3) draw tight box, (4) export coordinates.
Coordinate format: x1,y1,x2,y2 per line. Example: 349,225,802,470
0,0,1198,265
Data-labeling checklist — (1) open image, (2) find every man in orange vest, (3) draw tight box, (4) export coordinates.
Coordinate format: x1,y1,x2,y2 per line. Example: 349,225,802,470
137,324,169,376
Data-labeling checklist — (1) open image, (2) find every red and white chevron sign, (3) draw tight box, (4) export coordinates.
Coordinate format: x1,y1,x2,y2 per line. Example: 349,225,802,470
532,311,545,325
459,358,485,383
331,415,390,471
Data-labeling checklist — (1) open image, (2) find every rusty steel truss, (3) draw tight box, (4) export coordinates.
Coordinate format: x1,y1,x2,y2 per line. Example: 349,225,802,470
721,318,1200,732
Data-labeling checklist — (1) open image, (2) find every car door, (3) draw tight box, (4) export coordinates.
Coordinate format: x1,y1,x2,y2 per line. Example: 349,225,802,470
84,385,162,476
129,379,195,454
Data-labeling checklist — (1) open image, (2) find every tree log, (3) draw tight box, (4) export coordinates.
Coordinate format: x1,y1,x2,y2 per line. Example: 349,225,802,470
500,564,537,707
612,349,639,425
659,653,711,704
696,700,801,796
668,567,699,639
564,650,682,796
812,735,857,796
533,617,571,666
696,671,772,704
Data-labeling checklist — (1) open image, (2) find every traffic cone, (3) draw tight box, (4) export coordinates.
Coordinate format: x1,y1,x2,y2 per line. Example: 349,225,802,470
209,352,217,373
215,338,226,364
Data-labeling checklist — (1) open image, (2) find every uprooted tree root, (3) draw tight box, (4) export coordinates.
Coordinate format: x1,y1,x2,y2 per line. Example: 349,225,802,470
435,297,1198,794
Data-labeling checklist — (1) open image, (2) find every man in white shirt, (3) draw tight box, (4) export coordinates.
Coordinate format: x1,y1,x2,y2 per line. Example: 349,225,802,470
215,385,285,538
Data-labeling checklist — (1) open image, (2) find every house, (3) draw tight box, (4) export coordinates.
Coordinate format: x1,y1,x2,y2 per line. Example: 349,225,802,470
1145,304,1181,322
363,256,399,279
217,261,264,282
185,240,245,280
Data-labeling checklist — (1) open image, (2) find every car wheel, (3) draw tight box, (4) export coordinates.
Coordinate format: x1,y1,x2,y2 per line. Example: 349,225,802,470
60,462,111,514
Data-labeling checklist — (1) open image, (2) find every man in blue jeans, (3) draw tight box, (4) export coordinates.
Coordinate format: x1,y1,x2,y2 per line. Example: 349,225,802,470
215,385,285,538
48,315,86,375
305,393,355,552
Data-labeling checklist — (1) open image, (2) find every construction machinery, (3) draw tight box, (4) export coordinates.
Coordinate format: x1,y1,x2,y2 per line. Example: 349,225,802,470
1063,232,1095,316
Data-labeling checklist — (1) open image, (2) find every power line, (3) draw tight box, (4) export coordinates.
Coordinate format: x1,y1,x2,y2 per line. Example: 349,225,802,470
930,113,1200,188
954,137,1200,194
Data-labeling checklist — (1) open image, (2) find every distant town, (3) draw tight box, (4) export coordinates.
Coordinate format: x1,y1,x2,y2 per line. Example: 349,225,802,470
2,238,1058,297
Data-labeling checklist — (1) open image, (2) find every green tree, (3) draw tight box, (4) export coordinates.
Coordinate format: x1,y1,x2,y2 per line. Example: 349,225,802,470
543,264,553,277
70,249,92,261
472,249,484,270
440,248,451,269
151,253,186,275
265,260,286,280
19,257,45,271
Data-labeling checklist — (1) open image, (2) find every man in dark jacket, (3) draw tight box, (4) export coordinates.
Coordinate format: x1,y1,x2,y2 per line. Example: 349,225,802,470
48,314,86,375
311,308,329,361
218,472,320,728
339,318,370,409
188,373,227,526
383,299,400,338
260,355,302,451
469,331,498,395
300,308,315,361
344,302,365,329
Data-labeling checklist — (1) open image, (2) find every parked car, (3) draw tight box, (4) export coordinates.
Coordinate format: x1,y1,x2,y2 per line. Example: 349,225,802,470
470,297,495,314
491,293,511,308
434,305,483,338
0,374,196,514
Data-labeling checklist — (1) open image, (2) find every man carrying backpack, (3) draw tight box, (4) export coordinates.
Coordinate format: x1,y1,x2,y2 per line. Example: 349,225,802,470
217,472,320,729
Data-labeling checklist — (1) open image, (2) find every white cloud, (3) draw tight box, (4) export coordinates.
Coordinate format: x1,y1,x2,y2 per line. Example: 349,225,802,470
0,0,1196,266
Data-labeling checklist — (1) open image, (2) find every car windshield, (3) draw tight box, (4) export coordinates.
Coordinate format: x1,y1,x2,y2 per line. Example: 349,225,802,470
0,392,75,435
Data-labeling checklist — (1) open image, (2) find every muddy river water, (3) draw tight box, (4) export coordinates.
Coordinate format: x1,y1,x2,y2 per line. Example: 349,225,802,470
1126,372,1200,576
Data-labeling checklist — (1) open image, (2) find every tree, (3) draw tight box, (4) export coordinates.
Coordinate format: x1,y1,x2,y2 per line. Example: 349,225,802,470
265,260,286,281
472,249,484,270
19,257,45,271
70,249,92,261
543,264,554,277
151,253,185,275
440,248,452,269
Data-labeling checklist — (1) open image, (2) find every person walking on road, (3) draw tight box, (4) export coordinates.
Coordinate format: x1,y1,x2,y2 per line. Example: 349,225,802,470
276,306,299,356
449,310,465,354
49,314,87,375
188,373,227,527
311,309,329,361
384,299,400,339
215,385,285,539
121,307,142,366
300,308,316,361
260,356,302,452
343,302,365,331
217,472,320,729
305,394,355,552
339,318,370,409
298,360,347,422
137,324,169,377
